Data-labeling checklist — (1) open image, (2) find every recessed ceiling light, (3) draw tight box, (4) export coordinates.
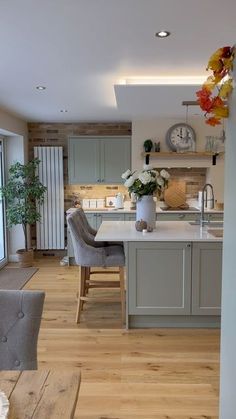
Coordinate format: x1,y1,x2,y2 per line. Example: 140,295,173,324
60,109,68,113
155,31,171,38
36,85,46,90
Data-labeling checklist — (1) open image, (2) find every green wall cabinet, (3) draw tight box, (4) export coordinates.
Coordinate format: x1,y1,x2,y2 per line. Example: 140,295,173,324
68,136,131,184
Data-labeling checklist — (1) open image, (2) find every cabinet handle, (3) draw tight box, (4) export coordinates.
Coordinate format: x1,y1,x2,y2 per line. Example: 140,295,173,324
178,214,185,219
97,179,101,183
101,179,105,182
186,243,191,248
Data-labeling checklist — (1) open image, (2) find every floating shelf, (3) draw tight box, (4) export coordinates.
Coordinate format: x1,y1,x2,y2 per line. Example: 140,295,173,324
142,151,224,158
142,151,224,166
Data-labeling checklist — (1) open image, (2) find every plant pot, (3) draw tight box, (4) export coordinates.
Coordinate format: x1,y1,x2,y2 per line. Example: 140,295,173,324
16,249,34,268
136,195,156,229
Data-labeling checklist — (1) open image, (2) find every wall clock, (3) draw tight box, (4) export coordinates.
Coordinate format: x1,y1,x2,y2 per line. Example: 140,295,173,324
166,123,196,152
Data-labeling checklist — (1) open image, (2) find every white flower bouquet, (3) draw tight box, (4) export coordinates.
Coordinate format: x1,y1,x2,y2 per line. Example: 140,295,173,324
121,166,170,199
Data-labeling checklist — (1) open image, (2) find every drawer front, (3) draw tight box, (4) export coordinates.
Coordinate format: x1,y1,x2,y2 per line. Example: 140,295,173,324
157,213,199,222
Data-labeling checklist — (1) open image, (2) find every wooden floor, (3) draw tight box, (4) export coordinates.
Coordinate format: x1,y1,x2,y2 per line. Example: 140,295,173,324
23,257,220,419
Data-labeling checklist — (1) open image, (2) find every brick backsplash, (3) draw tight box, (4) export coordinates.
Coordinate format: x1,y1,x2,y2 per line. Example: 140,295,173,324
161,168,207,199
65,184,127,210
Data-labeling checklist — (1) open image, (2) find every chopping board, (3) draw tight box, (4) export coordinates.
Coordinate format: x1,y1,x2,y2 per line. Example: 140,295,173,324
164,181,187,208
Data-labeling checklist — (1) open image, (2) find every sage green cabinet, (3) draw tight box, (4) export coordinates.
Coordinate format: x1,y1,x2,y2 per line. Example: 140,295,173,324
68,136,131,184
128,242,192,315
68,138,100,184
124,214,136,221
156,213,199,222
85,213,97,230
100,138,131,184
127,240,222,317
192,242,222,315
96,213,125,229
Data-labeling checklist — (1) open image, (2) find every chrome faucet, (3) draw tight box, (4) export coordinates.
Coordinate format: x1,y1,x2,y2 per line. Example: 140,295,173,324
200,183,215,226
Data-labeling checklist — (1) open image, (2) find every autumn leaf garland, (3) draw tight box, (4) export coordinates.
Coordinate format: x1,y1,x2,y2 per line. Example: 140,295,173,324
196,46,235,126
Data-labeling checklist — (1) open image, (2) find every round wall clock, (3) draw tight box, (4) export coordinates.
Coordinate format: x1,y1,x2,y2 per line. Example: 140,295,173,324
166,123,196,152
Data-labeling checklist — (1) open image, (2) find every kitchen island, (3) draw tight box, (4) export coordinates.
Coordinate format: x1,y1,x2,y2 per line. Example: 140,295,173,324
95,221,223,329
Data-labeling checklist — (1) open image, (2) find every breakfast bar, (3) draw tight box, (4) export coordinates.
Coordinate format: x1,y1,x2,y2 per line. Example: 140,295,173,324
95,221,223,328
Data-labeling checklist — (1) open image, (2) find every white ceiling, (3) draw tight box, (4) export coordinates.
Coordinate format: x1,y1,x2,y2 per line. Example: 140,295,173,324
0,0,235,122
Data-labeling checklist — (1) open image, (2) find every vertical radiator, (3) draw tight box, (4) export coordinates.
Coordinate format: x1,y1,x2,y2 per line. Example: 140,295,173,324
34,146,64,250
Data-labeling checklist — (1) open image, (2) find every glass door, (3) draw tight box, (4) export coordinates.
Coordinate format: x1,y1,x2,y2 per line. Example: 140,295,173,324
0,138,7,268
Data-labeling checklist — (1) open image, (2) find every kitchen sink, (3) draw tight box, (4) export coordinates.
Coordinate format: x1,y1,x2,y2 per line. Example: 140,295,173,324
189,221,224,228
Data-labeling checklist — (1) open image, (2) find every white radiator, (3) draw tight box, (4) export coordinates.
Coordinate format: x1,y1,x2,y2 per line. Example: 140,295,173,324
34,146,65,250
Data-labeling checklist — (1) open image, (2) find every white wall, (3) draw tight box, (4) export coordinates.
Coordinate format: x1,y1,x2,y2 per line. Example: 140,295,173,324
220,65,236,419
132,117,224,201
0,107,28,261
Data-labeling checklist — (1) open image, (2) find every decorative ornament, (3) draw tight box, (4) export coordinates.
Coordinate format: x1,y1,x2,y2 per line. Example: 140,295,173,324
196,46,235,126
135,219,147,232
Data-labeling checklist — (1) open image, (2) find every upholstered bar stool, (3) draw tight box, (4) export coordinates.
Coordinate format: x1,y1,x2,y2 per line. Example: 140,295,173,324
0,290,45,370
67,210,126,324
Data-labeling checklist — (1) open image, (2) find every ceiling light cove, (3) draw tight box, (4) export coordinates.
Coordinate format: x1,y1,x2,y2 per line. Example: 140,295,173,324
120,76,206,85
155,30,171,38
36,86,46,91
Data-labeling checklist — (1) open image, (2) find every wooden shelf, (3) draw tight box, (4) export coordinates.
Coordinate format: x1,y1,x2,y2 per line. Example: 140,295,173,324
142,151,224,158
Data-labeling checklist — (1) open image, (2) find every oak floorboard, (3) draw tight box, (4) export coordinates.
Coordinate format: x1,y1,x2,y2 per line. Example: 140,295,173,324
20,257,220,418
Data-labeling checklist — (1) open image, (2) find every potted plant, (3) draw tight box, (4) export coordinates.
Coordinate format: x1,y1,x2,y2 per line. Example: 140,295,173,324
143,139,153,152
0,159,47,267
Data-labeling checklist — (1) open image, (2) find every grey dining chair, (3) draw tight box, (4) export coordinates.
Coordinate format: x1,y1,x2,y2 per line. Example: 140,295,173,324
75,207,122,247
0,290,45,370
67,210,126,324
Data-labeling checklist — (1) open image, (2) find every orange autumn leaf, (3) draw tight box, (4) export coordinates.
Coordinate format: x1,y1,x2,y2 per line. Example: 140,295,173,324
212,96,224,107
196,89,214,112
203,76,217,92
206,117,221,126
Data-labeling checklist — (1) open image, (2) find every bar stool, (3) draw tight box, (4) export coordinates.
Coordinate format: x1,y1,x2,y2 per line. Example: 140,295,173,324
67,210,126,324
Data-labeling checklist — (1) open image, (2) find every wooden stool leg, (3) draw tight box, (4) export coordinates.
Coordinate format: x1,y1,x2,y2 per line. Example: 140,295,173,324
76,266,86,323
85,267,90,295
76,266,81,301
119,267,125,325
82,267,90,309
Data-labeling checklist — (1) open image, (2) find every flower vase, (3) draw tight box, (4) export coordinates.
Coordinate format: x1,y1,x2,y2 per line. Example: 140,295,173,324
136,195,156,229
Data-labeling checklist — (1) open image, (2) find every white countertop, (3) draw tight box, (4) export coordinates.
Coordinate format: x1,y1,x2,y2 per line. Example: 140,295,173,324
95,221,223,242
66,206,223,215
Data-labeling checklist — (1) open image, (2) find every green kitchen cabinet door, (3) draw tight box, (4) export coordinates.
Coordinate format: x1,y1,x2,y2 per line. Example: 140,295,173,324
68,138,100,184
128,241,192,315
85,213,97,230
96,213,125,229
100,137,131,184
191,242,222,315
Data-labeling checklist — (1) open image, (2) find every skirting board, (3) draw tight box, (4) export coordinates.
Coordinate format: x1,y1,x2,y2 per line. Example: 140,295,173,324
128,315,221,329
9,254,19,263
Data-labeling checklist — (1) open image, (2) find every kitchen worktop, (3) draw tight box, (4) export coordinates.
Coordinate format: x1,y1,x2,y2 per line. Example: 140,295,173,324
95,220,223,242
66,204,223,215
